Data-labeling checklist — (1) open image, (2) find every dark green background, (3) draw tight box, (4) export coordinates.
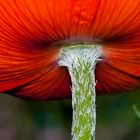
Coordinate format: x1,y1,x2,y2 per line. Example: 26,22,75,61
0,89,139,140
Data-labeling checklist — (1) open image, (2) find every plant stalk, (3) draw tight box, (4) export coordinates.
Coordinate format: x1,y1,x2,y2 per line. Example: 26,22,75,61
58,45,102,140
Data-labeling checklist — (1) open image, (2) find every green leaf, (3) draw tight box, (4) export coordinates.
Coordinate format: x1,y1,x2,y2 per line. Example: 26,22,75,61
133,105,140,118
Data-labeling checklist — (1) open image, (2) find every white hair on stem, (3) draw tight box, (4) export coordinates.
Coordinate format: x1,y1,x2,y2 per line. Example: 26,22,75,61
58,44,102,140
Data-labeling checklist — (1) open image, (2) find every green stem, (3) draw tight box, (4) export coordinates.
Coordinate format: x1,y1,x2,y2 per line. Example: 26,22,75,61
58,45,102,140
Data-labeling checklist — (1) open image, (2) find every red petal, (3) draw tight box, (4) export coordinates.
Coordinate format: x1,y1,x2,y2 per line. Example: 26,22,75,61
0,0,140,100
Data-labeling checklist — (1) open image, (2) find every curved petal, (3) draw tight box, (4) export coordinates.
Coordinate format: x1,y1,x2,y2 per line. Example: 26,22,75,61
0,0,140,100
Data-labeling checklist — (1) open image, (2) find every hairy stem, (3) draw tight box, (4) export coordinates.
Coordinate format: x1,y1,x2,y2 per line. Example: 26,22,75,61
58,45,102,140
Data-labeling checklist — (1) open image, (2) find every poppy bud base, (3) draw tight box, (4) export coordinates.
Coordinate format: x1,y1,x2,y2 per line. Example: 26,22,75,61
58,45,102,140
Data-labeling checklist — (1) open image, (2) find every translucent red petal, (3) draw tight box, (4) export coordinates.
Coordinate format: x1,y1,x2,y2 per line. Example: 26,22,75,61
0,0,140,100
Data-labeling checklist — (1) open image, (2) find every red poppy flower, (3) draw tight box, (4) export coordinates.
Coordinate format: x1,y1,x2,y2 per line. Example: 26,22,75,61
0,0,140,100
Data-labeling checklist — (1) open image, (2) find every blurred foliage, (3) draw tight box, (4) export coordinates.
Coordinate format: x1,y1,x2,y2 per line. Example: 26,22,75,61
0,89,140,140
133,105,140,118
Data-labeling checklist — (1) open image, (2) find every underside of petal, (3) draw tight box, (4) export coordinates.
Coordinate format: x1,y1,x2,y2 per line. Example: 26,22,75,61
0,0,140,100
